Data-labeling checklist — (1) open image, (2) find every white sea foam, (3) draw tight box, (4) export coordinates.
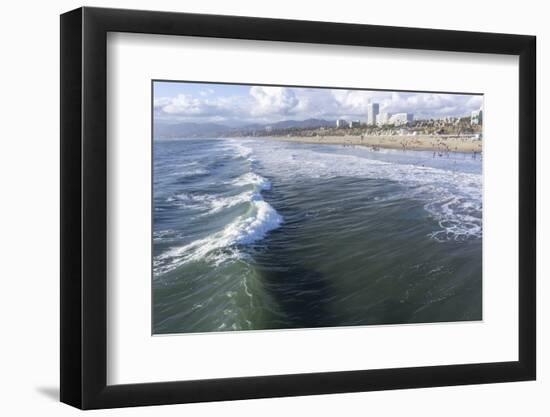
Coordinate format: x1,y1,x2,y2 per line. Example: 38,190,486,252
229,141,253,160
231,172,272,190
174,168,209,178
153,229,177,242
155,198,283,274
209,191,257,213
234,139,482,242
165,192,211,209
167,182,270,214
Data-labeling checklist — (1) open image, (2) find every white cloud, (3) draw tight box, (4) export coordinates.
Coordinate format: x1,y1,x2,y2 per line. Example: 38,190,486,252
154,86,483,124
154,93,247,120
332,89,377,113
249,86,299,116
199,88,215,96
153,96,172,110
160,94,205,115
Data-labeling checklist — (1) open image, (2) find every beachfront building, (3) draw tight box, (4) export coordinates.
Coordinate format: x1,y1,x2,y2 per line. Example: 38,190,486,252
336,119,347,128
348,120,361,128
471,109,483,125
367,103,379,126
376,112,390,126
388,112,414,126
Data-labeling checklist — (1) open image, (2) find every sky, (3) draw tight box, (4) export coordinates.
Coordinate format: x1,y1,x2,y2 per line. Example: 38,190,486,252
153,81,483,125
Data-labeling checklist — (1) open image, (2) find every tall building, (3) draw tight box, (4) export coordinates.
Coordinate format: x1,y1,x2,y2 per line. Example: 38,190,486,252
471,109,483,125
376,112,390,126
367,103,379,126
348,120,360,128
389,113,413,126
336,119,347,128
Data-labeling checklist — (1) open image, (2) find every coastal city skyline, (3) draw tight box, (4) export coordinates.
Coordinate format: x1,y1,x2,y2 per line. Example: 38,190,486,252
153,81,483,334
154,81,483,126
153,80,483,335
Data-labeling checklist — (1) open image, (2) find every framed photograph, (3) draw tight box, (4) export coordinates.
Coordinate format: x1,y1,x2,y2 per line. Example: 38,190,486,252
60,6,536,409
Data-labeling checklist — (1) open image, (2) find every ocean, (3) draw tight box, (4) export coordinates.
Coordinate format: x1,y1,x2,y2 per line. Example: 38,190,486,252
153,137,482,334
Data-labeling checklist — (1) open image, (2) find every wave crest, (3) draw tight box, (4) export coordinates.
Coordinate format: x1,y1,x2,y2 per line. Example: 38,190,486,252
154,199,282,275
234,139,482,243
232,172,272,190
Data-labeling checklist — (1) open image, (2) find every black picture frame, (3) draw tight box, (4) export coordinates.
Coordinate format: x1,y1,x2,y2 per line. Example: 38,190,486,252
60,6,536,410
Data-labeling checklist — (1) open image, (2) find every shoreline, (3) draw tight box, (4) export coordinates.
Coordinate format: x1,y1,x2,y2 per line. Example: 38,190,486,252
259,134,482,153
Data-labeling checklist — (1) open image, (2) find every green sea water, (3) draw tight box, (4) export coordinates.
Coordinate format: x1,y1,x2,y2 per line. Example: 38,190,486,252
153,138,482,334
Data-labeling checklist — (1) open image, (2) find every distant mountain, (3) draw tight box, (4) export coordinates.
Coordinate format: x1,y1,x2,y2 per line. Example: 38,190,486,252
153,122,231,138
270,118,334,129
153,118,335,138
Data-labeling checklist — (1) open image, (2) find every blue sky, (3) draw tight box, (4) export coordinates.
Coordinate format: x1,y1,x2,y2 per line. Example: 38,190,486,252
153,81,483,125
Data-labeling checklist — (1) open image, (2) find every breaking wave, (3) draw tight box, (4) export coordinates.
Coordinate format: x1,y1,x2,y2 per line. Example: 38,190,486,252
240,139,482,241
154,196,282,274
154,141,282,276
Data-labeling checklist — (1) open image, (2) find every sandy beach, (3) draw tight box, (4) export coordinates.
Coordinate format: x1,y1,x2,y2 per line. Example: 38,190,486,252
262,134,482,153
